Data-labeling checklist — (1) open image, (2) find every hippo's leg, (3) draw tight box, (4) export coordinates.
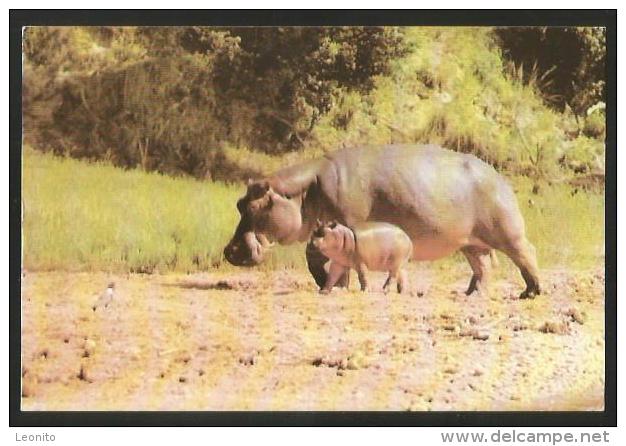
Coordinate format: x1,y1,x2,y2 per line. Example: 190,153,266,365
306,241,349,289
461,246,492,296
501,237,541,299
383,268,401,294
396,269,407,294
356,263,369,292
382,274,392,293
337,270,350,289
320,262,348,294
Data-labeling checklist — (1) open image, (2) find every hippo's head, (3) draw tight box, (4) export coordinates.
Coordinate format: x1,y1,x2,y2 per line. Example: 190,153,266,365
310,220,340,255
224,180,304,266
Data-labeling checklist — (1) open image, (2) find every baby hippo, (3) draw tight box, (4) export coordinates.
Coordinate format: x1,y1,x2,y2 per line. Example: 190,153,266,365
311,220,413,294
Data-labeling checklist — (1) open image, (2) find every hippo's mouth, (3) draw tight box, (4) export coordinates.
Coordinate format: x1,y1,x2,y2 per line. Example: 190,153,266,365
224,232,274,267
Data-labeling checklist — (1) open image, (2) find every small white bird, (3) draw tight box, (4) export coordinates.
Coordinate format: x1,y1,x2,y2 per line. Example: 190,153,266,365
92,282,115,312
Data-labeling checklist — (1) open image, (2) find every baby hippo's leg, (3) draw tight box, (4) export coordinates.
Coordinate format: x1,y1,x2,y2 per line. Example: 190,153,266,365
383,268,399,294
320,262,349,294
356,263,369,292
382,274,391,293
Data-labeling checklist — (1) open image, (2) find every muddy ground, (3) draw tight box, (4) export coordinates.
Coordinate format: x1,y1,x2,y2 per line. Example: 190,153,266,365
21,263,605,411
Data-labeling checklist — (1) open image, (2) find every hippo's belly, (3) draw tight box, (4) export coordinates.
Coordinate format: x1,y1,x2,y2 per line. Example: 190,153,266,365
366,202,473,261
408,237,462,260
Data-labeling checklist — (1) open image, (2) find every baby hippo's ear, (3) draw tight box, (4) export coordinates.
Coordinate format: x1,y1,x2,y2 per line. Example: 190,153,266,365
329,220,338,229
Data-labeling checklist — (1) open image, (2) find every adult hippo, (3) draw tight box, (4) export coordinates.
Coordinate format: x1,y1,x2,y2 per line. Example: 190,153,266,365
223,144,540,298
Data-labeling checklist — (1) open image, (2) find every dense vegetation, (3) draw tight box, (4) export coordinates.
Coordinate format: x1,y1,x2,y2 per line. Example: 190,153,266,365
23,26,605,182
495,27,606,115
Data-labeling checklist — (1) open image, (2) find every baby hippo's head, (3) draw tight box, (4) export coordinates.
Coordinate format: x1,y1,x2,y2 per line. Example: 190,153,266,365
311,220,345,256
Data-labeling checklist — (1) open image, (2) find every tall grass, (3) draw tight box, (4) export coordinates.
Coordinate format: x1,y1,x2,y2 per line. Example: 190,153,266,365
22,147,243,272
513,177,604,270
22,148,604,273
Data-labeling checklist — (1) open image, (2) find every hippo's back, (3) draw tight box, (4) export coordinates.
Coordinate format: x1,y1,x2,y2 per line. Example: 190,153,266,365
324,144,504,210
352,221,411,240
352,222,413,270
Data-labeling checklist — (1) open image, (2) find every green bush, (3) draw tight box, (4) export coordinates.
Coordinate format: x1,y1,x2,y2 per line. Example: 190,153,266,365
24,26,407,172
559,135,605,174
50,56,225,177
583,109,606,139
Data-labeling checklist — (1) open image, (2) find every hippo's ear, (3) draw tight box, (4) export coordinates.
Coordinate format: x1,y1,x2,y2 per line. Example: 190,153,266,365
248,180,271,199
329,220,338,229
246,178,254,186
316,219,323,228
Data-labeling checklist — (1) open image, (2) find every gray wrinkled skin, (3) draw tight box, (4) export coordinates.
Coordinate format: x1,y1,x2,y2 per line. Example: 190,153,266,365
224,144,540,298
311,221,413,294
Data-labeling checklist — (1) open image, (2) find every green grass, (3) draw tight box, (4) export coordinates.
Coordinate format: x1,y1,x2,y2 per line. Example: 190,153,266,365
514,176,604,270
23,148,241,273
22,148,604,273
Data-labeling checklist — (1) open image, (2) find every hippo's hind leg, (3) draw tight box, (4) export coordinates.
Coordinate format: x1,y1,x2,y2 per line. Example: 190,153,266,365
383,267,403,294
356,263,369,292
382,273,392,293
501,237,541,299
461,246,493,296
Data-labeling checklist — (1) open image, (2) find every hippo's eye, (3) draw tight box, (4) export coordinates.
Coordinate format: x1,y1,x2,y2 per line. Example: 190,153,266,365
284,194,291,199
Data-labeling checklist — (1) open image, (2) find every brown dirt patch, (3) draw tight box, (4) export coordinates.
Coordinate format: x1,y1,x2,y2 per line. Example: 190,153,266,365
20,264,605,411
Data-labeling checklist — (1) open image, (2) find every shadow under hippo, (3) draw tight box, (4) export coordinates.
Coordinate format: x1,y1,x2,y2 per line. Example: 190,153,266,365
223,144,540,298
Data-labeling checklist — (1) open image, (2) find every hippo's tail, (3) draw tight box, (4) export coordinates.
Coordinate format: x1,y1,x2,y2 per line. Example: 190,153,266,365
490,250,499,268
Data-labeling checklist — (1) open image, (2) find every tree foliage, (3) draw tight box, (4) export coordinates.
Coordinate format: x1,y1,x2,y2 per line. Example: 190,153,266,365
495,27,606,115
24,26,408,176
22,26,605,180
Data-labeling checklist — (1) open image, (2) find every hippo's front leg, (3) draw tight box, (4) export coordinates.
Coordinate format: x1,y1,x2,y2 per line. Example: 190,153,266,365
320,262,348,294
306,240,350,289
